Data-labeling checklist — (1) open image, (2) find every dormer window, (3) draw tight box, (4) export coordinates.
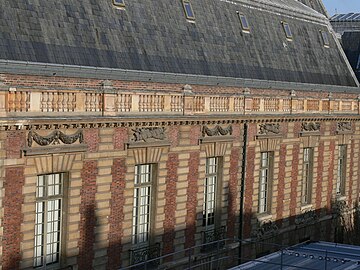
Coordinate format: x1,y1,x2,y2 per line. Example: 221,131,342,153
282,22,293,40
320,30,330,47
237,12,250,33
113,0,125,8
182,0,195,21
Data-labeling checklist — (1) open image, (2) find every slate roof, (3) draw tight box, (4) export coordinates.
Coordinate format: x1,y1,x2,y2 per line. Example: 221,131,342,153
341,32,360,81
0,0,357,87
231,241,360,270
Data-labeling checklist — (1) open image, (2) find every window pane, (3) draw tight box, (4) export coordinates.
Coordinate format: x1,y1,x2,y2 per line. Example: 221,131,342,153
34,173,63,267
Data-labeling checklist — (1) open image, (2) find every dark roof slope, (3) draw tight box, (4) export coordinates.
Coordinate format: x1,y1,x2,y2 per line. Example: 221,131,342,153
341,32,360,80
0,0,357,87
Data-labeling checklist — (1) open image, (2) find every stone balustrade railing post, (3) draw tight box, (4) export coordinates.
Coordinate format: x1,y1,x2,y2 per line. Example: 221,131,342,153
30,92,42,112
328,92,333,114
243,88,252,114
290,90,297,114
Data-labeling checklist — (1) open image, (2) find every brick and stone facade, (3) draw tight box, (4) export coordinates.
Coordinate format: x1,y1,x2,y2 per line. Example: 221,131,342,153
0,72,359,269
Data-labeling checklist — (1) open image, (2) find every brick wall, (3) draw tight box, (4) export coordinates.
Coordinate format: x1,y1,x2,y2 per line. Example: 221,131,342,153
227,148,240,238
78,160,98,269
185,152,200,248
162,153,179,255
5,131,25,159
3,167,25,270
243,147,255,239
83,129,99,153
107,158,127,270
276,145,287,226
289,144,300,224
315,141,325,213
113,128,128,151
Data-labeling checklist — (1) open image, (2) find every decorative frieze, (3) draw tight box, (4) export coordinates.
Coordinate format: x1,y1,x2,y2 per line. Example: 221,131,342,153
337,122,352,134
258,123,280,135
131,127,166,143
27,130,84,147
301,122,321,132
202,125,232,137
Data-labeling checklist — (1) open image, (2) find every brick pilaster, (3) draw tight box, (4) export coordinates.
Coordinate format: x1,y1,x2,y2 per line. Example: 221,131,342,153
348,140,354,206
83,129,99,152
243,147,255,239
5,131,25,159
227,148,240,238
315,141,325,212
107,158,127,270
276,145,287,226
3,167,25,270
162,153,179,255
185,152,200,248
327,141,335,213
289,144,300,224
78,160,98,270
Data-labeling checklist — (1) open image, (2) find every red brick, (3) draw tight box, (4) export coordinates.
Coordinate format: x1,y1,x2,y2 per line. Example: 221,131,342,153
107,158,127,270
276,145,287,226
78,160,98,270
168,126,180,148
243,147,255,238
5,131,25,159
189,126,201,146
327,141,335,213
83,129,99,152
348,140,354,206
247,123,257,142
289,144,300,224
3,167,25,270
162,153,179,256
185,152,200,248
227,148,240,238
315,142,325,212
113,128,128,150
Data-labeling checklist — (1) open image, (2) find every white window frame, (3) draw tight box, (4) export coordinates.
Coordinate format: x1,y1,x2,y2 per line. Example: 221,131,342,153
258,152,272,214
132,164,155,245
301,148,313,205
203,157,221,229
34,173,64,268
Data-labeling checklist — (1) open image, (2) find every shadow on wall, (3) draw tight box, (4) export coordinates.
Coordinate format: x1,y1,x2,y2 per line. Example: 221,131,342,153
5,199,360,270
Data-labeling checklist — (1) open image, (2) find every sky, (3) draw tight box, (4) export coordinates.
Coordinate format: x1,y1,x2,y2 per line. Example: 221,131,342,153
322,0,360,16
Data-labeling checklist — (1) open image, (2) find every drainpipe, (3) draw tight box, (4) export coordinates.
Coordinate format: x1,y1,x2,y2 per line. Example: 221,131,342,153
238,122,248,265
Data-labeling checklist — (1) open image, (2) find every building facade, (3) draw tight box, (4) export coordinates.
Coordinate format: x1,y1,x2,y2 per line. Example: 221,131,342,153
0,0,360,269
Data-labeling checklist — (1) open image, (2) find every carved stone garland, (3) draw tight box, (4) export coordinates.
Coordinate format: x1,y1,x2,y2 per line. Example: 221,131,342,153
28,130,84,147
131,127,166,143
258,123,280,135
202,125,232,137
301,122,321,132
337,122,352,133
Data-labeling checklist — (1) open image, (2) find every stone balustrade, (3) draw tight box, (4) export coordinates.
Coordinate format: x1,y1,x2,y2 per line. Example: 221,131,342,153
1,88,359,116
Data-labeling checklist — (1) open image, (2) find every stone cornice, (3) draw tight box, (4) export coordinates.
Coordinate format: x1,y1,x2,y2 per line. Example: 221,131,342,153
0,115,359,131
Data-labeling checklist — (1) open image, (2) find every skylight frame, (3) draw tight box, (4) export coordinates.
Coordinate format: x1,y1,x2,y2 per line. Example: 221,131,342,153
281,21,293,40
182,0,195,21
320,30,330,48
237,12,250,33
113,0,125,8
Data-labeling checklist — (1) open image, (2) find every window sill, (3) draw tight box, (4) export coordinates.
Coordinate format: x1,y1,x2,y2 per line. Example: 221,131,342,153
300,204,313,212
256,213,273,222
